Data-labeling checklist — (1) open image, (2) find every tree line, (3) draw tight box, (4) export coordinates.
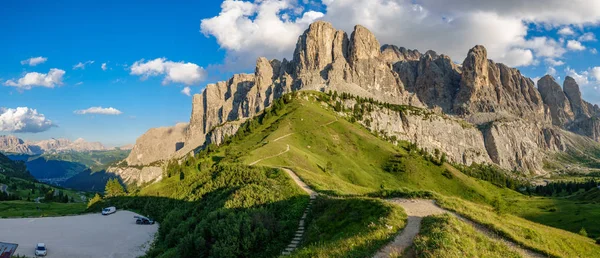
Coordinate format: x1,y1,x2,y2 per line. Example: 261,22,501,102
533,179,598,196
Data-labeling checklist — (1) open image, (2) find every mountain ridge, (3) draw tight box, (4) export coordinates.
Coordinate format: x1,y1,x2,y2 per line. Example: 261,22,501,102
0,135,125,155
118,21,600,182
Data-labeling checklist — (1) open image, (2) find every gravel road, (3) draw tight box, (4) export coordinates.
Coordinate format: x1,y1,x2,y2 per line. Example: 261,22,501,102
0,210,157,258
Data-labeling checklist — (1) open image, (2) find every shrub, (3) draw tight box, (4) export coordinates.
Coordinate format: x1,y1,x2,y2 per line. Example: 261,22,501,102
579,227,588,237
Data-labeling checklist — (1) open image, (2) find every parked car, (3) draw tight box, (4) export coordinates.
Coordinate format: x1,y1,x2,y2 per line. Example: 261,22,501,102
35,243,47,256
134,215,155,225
102,206,116,215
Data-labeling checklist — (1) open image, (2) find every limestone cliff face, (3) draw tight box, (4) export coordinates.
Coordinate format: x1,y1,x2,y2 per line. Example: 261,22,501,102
122,21,600,178
107,166,162,185
355,103,491,166
480,120,565,172
126,123,188,166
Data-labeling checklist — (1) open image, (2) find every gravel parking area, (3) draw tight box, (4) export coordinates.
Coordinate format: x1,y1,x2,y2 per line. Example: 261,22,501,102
0,210,158,258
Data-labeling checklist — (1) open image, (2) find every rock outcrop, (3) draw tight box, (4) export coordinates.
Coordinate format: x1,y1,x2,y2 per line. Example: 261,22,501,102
122,21,600,179
538,75,575,126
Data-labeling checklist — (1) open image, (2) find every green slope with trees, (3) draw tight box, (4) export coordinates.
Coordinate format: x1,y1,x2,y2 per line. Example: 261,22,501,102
93,91,600,257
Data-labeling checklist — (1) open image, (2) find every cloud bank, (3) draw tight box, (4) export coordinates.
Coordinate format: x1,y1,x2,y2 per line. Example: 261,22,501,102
0,107,55,133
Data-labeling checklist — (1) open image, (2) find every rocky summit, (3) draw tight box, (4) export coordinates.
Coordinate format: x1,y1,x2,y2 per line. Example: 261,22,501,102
121,21,600,180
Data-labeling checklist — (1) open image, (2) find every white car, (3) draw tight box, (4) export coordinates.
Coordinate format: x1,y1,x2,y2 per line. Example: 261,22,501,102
102,206,116,215
35,243,47,256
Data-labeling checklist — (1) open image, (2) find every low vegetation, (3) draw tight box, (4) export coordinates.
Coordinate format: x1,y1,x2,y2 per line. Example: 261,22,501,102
0,201,85,218
291,197,406,257
414,214,521,258
437,196,600,257
90,163,308,258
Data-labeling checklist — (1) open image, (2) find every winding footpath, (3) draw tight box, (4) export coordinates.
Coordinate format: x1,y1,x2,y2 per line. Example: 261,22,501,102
276,168,544,258
373,199,446,258
280,168,317,256
249,144,290,166
374,199,545,258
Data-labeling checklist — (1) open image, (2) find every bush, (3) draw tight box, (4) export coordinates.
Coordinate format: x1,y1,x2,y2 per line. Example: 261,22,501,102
442,169,453,179
579,227,588,237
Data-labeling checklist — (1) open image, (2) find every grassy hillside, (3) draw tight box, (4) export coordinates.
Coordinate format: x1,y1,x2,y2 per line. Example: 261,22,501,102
291,197,406,257
438,196,600,257
413,214,521,258
210,91,600,256
90,163,310,258
0,152,34,181
220,92,518,203
104,91,600,257
7,150,129,180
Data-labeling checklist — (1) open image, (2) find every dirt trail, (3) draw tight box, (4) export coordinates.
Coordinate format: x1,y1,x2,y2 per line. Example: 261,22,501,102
374,198,545,258
281,168,317,198
249,144,290,166
280,168,317,256
373,199,445,258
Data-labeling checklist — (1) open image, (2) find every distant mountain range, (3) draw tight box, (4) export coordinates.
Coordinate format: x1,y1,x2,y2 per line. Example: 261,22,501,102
0,135,133,155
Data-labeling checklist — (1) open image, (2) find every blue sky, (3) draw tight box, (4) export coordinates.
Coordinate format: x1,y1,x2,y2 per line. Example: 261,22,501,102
1,1,228,146
1,0,599,147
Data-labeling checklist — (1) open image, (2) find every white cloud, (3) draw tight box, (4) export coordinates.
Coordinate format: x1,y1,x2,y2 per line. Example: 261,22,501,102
74,107,123,115
181,86,192,96
557,27,575,36
520,37,566,58
579,32,597,42
202,0,600,68
130,58,206,85
75,82,83,86
592,67,600,81
101,63,107,71
591,48,598,54
4,69,65,90
0,107,55,133
73,60,95,70
20,56,47,66
200,0,325,68
567,40,586,51
547,66,557,76
545,58,564,66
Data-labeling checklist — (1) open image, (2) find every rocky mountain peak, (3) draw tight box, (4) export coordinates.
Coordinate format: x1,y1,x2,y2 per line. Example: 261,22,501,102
461,45,489,90
380,45,421,63
349,25,380,64
537,75,575,126
293,20,341,73
563,76,589,118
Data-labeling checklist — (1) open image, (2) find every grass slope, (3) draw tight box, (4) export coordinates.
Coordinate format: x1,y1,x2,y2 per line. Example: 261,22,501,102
414,213,521,258
291,197,406,258
0,152,34,181
0,201,85,218
212,91,600,256
438,196,600,257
